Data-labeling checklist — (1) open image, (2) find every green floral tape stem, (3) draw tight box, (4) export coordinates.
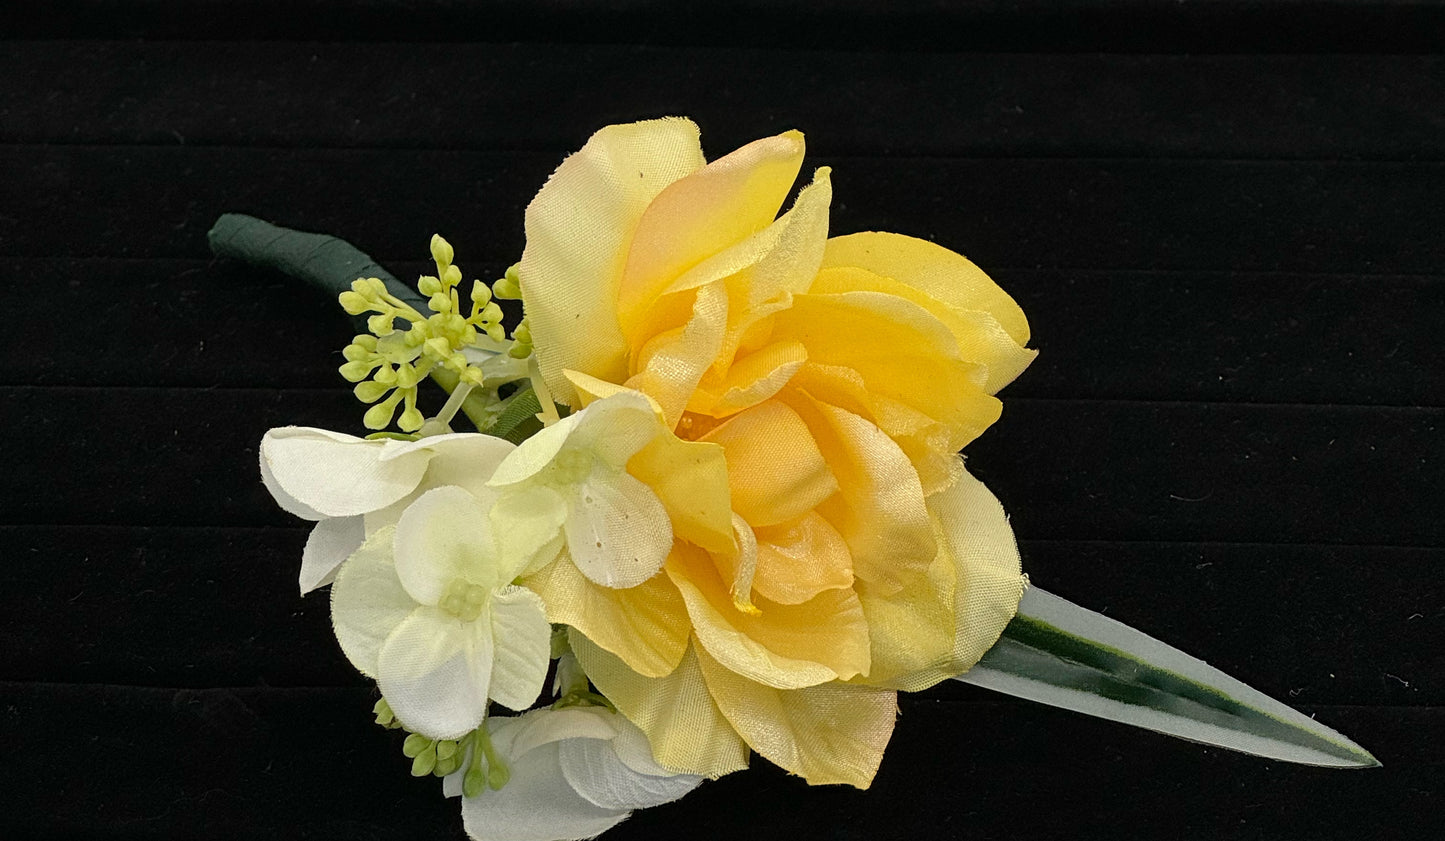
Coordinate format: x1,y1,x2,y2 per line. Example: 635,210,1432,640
206,213,427,312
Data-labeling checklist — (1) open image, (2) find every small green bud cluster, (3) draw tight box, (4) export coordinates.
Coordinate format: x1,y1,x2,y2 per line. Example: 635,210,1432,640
375,696,512,794
373,697,405,729
337,235,516,432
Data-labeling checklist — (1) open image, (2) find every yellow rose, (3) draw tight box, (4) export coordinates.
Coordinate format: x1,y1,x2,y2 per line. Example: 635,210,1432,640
517,118,1034,788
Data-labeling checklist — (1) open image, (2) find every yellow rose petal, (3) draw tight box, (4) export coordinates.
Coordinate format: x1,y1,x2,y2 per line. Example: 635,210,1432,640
921,463,1029,687
626,281,729,428
523,553,690,679
618,130,806,334
699,400,838,528
751,512,854,605
849,535,957,689
520,117,707,407
822,231,1032,347
783,391,935,595
626,423,735,556
812,265,1037,395
694,645,898,789
666,543,870,689
692,339,808,418
571,632,750,779
772,290,1001,450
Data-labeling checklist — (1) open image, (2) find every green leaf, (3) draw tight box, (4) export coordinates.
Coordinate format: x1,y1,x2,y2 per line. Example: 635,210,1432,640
486,385,544,444
956,587,1380,768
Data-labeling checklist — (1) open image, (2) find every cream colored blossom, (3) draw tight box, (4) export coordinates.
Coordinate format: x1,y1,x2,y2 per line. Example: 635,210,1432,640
330,484,562,740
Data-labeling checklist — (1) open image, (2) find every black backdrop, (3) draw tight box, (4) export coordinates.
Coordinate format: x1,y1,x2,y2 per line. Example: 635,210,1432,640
2,3,1442,839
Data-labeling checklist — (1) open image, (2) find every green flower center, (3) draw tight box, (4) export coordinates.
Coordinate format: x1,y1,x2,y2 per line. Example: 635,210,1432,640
439,578,490,622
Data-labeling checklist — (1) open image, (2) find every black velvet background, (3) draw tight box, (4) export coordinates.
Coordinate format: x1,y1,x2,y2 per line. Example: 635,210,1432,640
2,4,1442,839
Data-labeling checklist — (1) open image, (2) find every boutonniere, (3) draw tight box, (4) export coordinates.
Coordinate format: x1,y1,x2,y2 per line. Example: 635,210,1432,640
212,117,1376,841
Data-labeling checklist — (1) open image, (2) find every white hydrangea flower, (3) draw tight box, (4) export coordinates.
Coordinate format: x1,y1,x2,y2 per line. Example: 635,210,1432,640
443,706,704,841
330,483,564,739
487,392,673,589
259,428,515,593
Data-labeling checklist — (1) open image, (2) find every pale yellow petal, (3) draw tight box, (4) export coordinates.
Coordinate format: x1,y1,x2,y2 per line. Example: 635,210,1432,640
562,369,663,413
571,632,750,779
694,645,897,789
822,231,1032,347
811,265,1037,394
921,463,1029,687
782,391,935,595
626,281,729,428
849,536,957,690
751,512,854,606
617,131,805,334
854,462,1026,692
523,553,690,679
698,400,837,528
520,117,706,407
626,431,735,556
665,543,869,689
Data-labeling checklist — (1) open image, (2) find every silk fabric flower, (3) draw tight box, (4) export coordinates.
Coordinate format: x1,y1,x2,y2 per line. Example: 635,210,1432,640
260,429,520,592
517,118,1034,787
444,706,704,841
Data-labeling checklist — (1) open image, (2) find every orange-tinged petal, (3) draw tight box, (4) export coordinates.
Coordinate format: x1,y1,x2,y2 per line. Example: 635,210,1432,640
784,363,969,496
521,117,706,407
822,231,1032,347
666,543,870,689
698,400,837,528
571,632,750,779
618,131,806,334
782,391,935,595
523,554,690,679
694,645,897,789
751,512,854,605
811,265,1037,395
652,166,831,308
691,340,808,418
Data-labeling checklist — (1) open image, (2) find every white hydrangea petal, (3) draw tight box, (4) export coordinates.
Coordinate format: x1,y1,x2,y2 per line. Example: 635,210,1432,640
461,743,630,841
377,607,492,739
564,471,673,589
503,707,620,759
486,586,553,712
491,485,569,577
329,526,416,678
394,486,496,605
259,438,326,521
559,736,704,811
260,427,434,518
488,411,585,487
442,755,468,798
299,515,364,594
608,716,682,778
407,434,517,499
566,392,664,468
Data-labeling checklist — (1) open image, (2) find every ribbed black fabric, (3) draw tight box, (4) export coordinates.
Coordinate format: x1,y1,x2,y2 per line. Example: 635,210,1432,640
1,7,1440,840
